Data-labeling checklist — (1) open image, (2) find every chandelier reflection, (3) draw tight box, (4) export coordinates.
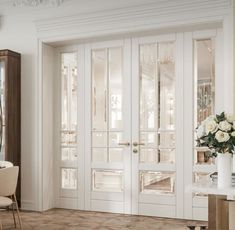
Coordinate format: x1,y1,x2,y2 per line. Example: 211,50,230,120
13,0,64,7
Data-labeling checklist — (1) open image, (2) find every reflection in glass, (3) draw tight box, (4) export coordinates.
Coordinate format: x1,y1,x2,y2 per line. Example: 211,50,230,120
62,148,77,161
158,132,175,148
158,42,175,130
92,132,107,147
92,170,123,192
159,149,175,163
92,148,107,162
61,52,78,167
0,61,5,161
140,149,158,163
194,149,214,165
61,168,77,189
140,44,157,130
109,132,123,147
140,171,175,195
109,48,123,130
92,49,107,130
193,172,211,197
140,132,157,147
139,42,175,165
194,39,215,126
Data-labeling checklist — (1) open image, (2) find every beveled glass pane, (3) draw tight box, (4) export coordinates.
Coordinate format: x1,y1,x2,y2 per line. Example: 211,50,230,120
92,132,107,147
140,171,175,195
0,61,5,161
194,172,211,185
92,148,107,162
194,39,215,126
140,44,157,130
140,149,158,163
109,148,123,162
109,132,123,147
194,149,214,165
61,168,77,189
109,48,123,130
92,170,123,192
158,42,175,130
140,132,157,147
61,148,77,161
193,172,211,196
158,132,175,148
92,49,107,130
159,149,175,163
61,130,77,146
61,53,78,131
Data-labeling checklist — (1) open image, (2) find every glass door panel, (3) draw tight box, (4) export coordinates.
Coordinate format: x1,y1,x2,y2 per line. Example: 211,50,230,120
90,42,130,214
60,52,78,199
132,35,178,218
0,60,5,161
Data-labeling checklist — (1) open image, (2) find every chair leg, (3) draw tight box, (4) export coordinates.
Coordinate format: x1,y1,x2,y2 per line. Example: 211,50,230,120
13,194,23,230
11,203,16,228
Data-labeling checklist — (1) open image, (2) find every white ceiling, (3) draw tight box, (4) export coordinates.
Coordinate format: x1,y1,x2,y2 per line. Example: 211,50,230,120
0,0,159,20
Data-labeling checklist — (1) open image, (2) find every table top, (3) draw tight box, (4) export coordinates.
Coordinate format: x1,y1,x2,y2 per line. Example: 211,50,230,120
188,183,235,196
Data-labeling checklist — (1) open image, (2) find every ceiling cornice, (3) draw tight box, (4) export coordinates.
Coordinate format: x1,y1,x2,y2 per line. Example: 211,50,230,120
34,0,231,40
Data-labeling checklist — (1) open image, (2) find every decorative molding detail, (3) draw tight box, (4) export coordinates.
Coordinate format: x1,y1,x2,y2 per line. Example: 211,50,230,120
34,0,231,40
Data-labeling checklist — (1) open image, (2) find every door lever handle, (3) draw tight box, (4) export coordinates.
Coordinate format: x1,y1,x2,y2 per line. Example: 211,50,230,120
133,142,145,147
118,142,130,146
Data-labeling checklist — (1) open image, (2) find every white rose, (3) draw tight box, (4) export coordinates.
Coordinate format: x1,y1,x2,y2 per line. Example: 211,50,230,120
197,125,206,138
226,114,235,123
202,115,216,125
215,130,230,142
218,120,231,131
205,120,218,134
231,131,235,137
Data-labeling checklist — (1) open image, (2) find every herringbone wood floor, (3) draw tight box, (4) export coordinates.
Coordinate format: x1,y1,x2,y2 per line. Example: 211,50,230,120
0,209,207,230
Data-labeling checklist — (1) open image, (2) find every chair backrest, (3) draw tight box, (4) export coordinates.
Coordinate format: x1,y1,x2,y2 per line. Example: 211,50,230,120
0,161,13,168
0,166,19,196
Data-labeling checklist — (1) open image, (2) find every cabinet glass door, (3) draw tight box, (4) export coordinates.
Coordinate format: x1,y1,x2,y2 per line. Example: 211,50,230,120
0,60,5,161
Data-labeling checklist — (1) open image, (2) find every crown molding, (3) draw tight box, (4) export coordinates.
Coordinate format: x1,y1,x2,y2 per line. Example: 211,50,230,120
35,0,231,41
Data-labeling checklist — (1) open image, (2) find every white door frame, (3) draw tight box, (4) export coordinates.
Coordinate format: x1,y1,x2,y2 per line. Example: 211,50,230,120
36,2,233,212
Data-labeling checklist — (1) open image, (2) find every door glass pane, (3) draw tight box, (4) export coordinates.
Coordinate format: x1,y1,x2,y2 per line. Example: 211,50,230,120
140,171,175,195
92,49,107,130
139,42,175,165
159,149,175,163
194,38,215,165
109,148,123,162
92,170,123,192
92,148,107,162
92,132,107,147
109,48,123,130
62,148,77,161
0,61,5,161
140,44,157,130
158,42,175,131
140,149,158,163
109,132,123,147
61,168,77,190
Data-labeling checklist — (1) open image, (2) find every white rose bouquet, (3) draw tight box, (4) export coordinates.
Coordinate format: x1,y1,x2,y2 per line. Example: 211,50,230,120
196,112,235,156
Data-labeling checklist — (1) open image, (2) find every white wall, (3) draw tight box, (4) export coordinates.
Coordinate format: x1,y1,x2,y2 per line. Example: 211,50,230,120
0,15,38,210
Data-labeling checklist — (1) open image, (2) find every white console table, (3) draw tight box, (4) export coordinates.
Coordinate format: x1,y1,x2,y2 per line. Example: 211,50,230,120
191,184,235,230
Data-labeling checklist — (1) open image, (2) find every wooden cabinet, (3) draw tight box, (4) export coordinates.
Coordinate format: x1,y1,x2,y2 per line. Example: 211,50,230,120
0,49,21,205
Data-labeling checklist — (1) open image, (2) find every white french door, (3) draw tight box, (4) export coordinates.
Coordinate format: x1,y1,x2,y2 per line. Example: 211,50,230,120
55,29,221,220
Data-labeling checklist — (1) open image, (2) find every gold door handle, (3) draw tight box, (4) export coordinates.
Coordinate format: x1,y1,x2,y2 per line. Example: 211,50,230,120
133,142,145,147
118,142,130,146
133,148,138,154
